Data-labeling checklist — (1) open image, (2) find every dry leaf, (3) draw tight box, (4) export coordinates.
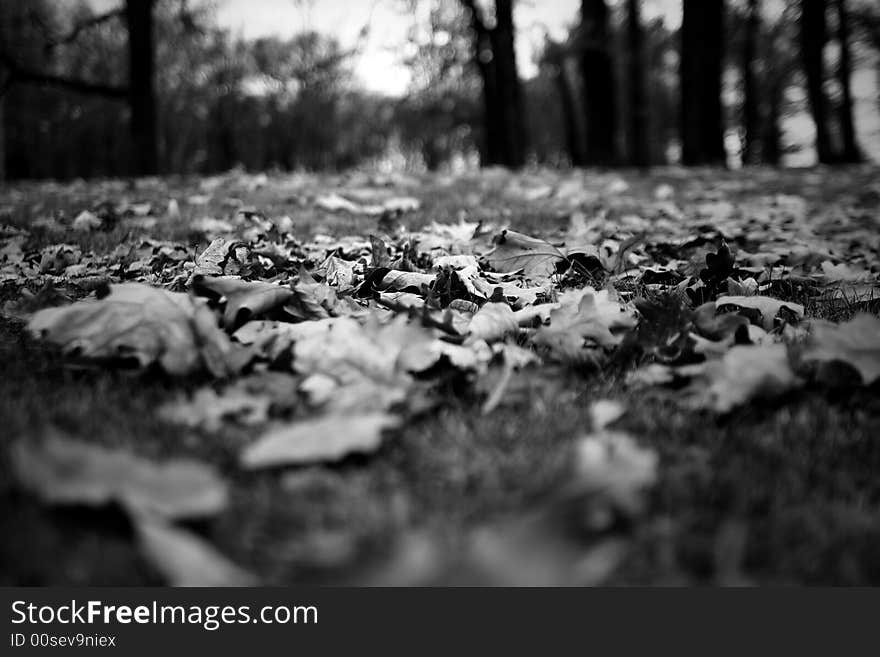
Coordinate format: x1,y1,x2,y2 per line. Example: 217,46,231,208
685,343,799,412
241,412,401,468
716,295,804,331
483,229,566,279
573,429,658,522
801,314,880,384
133,513,257,587
12,434,228,519
466,302,518,343
193,275,295,330
533,287,636,363
29,283,249,376
159,386,271,432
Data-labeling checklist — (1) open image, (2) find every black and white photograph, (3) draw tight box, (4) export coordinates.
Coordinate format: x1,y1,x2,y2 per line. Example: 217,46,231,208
1,0,879,594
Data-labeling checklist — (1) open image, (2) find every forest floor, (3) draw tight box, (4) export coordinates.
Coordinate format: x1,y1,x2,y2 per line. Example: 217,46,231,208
1,165,879,586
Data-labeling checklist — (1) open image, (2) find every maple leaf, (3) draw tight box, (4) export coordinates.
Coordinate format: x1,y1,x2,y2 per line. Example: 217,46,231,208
289,314,444,417
533,287,637,364
28,283,250,376
801,314,880,384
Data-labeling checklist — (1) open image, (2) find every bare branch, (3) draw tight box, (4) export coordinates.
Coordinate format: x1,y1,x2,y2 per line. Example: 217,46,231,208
43,7,125,53
0,52,128,99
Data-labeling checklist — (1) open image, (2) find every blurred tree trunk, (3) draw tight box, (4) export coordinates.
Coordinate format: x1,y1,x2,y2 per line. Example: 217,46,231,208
799,0,835,163
834,0,861,162
0,95,5,182
680,0,726,165
580,0,617,165
462,0,526,168
626,0,648,167
762,75,783,165
741,0,760,165
545,42,585,167
556,63,585,167
124,0,158,176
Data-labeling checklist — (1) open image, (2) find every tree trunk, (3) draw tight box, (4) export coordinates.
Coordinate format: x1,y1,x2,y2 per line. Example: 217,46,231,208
580,0,617,165
741,0,760,165
680,0,726,165
473,30,503,166
464,0,526,168
553,58,586,167
490,0,526,168
0,96,5,183
626,0,649,167
762,75,783,165
124,0,158,176
799,0,835,163
835,0,861,162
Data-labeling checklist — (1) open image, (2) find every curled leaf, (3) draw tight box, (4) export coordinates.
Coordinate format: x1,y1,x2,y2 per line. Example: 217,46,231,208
192,275,295,330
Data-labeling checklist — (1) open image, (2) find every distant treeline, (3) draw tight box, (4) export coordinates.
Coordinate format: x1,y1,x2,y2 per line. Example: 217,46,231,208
0,0,878,180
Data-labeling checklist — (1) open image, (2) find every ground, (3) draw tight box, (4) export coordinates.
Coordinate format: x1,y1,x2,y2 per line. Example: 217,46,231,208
1,165,879,585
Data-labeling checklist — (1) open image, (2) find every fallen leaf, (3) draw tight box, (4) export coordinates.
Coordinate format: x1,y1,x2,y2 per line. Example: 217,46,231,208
533,288,636,364
589,399,625,430
715,295,804,331
801,314,880,384
483,229,566,280
159,386,271,432
133,513,257,586
72,210,101,231
12,434,228,519
29,283,249,376
192,237,235,277
192,275,295,330
466,302,518,343
572,429,658,523
685,343,799,412
241,412,401,468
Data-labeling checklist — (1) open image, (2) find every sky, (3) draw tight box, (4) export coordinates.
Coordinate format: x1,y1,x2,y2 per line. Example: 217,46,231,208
212,0,680,96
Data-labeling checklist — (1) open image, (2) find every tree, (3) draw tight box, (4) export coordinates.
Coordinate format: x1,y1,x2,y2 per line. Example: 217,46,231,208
579,0,617,165
834,0,861,162
680,0,726,165
799,0,835,163
626,0,648,167
542,39,585,166
741,0,761,165
460,0,527,168
1,1,161,176
125,0,158,175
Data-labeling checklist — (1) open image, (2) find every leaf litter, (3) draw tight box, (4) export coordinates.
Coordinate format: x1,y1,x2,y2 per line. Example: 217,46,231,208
2,167,879,584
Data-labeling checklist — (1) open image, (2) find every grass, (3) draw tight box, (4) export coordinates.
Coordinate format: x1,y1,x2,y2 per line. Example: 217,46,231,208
1,166,879,585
